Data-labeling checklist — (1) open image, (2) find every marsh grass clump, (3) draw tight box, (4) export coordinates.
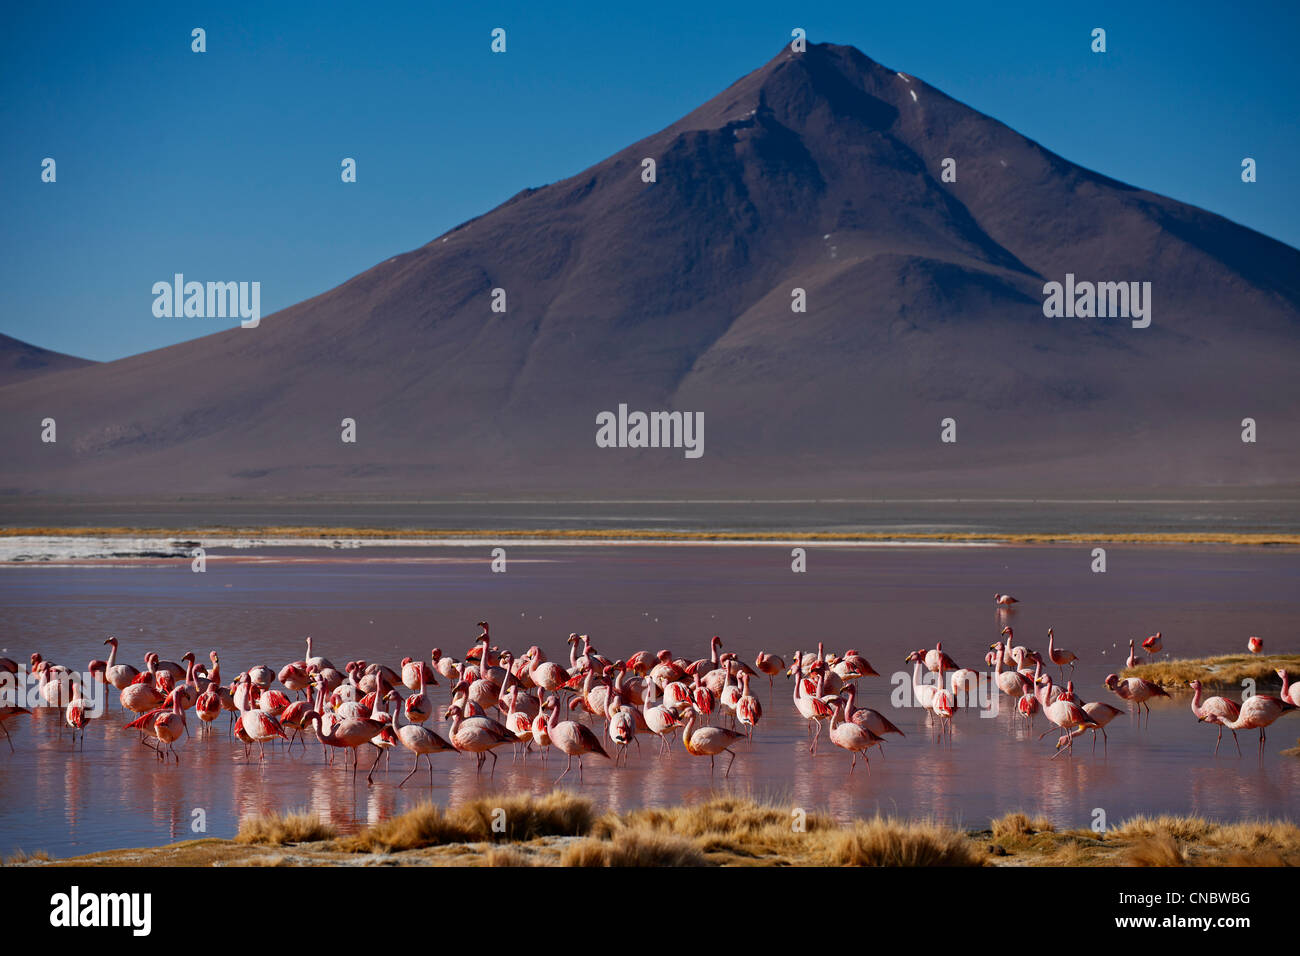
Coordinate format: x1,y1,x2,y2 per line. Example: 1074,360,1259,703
235,810,337,846
592,795,832,861
826,816,986,867
448,791,595,841
1114,815,1300,866
342,792,597,853
1123,654,1300,689
562,829,708,867
3,848,51,865
485,845,536,867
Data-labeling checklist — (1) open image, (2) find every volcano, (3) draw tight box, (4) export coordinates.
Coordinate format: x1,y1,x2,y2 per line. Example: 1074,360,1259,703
2,42,1297,498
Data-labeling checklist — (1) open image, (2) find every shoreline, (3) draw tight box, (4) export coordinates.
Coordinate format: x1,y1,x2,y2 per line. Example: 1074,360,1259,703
3,527,1300,546
10,796,1299,868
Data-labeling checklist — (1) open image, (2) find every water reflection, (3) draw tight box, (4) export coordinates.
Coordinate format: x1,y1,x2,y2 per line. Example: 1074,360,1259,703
2,544,1299,858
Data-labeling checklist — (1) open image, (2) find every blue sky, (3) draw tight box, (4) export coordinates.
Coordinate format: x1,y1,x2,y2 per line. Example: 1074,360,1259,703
3,1,1296,361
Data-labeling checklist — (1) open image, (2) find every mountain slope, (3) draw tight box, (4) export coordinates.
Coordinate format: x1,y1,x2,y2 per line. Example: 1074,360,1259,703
1,43,1297,497
0,334,95,388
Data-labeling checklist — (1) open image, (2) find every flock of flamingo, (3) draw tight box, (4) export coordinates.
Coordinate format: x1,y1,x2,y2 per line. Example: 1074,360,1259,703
0,597,1296,787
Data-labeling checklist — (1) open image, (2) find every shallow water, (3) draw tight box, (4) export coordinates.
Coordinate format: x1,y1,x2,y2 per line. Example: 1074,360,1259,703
1,543,1298,859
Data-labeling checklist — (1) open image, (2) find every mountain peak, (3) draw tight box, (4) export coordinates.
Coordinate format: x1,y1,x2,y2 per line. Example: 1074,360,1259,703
2,42,1298,496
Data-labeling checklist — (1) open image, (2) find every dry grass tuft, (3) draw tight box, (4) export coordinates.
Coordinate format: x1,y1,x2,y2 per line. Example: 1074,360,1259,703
992,812,1056,841
341,792,596,853
339,803,464,852
1124,654,1300,689
485,845,536,867
1115,815,1300,865
3,848,51,865
447,791,595,841
1129,832,1187,867
827,816,986,867
562,829,708,867
591,795,833,861
235,810,337,846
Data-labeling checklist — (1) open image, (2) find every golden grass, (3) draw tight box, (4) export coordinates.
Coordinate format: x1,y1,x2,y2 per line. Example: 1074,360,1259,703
3,848,50,865
827,816,986,866
235,809,337,845
339,791,595,853
1123,654,1300,688
5,526,1299,546
485,846,536,867
17,793,1300,867
562,830,709,867
1112,815,1300,866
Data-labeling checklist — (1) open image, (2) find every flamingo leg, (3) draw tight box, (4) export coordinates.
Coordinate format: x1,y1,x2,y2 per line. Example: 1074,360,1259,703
399,752,419,788
725,748,736,777
555,754,573,784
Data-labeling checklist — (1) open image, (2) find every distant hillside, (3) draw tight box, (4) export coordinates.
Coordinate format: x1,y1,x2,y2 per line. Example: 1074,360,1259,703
1,43,1297,497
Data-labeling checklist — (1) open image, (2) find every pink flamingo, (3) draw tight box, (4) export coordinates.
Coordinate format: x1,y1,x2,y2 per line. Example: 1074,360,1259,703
754,651,785,698
842,683,904,741
679,705,743,776
735,673,762,739
547,693,609,784
1142,632,1164,658
1276,670,1300,708
994,594,1018,606
1046,628,1077,677
1198,693,1297,755
1188,680,1241,755
447,703,513,774
1104,673,1169,724
828,699,882,774
1247,636,1263,655
1125,640,1143,669
792,653,834,752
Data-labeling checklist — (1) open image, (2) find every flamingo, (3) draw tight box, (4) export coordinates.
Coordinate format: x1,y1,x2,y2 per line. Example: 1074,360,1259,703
841,683,904,741
1016,683,1039,728
930,662,955,743
608,697,636,766
1054,701,1125,756
1046,628,1077,677
994,594,1018,606
102,638,140,696
992,642,1032,713
1198,694,1297,755
1278,670,1300,708
235,673,289,762
792,654,834,751
1142,632,1163,658
125,690,187,762
546,694,609,784
404,663,433,724
923,642,959,675
446,703,512,774
679,705,743,776
1037,680,1098,757
641,681,682,755
1247,636,1263,655
735,673,762,739
828,699,882,774
391,703,454,787
1125,640,1143,669
304,636,334,674
754,651,785,697
1188,680,1241,756
1104,673,1169,723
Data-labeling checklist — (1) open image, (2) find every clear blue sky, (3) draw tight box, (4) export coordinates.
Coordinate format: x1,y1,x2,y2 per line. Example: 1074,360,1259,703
3,0,1296,361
